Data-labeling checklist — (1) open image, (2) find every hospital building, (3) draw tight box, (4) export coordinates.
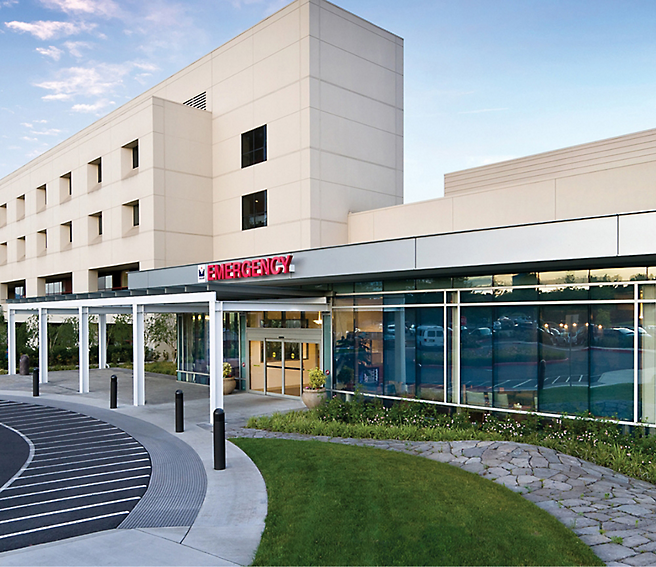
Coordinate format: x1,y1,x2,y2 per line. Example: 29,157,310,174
3,0,656,426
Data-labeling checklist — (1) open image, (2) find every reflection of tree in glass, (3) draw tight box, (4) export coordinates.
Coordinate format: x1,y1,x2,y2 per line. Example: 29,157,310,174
334,331,371,389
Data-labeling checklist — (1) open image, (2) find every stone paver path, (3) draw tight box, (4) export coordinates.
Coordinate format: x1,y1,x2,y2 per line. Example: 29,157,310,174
230,426,656,566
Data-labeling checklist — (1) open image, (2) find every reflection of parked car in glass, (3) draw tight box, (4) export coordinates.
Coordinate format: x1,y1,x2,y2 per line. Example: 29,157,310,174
417,325,444,348
464,327,493,347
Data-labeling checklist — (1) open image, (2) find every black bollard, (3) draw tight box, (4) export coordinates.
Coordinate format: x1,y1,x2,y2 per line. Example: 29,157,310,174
110,375,118,409
32,368,39,397
213,408,225,470
175,390,184,433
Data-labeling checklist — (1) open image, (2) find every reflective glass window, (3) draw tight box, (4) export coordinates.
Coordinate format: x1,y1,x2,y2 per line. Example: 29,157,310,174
494,306,538,411
415,308,445,402
590,267,646,282
460,307,493,407
640,304,656,424
453,275,493,288
539,270,588,285
538,306,589,415
590,305,633,420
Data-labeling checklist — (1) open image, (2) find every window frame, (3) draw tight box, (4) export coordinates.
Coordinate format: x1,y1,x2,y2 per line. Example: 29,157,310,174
241,125,267,168
242,190,267,231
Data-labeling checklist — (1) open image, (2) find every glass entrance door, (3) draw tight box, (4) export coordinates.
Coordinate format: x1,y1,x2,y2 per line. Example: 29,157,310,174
248,339,320,397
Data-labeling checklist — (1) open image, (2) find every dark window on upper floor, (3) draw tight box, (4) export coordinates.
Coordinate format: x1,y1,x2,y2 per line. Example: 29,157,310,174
132,144,139,169
45,276,72,296
9,282,25,299
242,190,267,230
132,201,139,226
241,125,266,168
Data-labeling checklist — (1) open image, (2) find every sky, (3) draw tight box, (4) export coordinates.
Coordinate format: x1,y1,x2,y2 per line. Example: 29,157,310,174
1,0,656,203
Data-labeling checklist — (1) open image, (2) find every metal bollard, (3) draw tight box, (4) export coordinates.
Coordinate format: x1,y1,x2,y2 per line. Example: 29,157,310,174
32,368,39,397
213,408,225,470
175,390,184,433
110,375,118,409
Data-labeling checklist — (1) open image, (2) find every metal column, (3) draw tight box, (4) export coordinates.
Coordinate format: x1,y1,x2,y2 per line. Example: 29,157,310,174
209,298,224,424
79,306,89,394
132,304,145,406
38,308,48,384
8,309,15,375
98,313,107,370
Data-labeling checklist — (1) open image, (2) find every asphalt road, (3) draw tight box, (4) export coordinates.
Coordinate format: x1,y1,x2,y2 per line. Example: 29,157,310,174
0,400,151,553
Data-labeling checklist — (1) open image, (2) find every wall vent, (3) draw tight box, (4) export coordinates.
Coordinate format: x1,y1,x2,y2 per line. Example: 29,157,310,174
183,91,207,111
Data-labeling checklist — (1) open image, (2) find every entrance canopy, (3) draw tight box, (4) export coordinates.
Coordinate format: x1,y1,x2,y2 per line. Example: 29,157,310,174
7,291,329,422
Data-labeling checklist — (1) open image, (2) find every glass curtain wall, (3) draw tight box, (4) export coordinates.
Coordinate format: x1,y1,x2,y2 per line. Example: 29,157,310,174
333,270,656,425
177,312,240,385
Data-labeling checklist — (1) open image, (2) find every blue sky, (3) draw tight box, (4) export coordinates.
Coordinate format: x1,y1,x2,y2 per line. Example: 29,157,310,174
1,0,656,203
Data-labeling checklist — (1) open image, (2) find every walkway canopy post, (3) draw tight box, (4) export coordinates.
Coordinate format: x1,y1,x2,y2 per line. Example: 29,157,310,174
79,306,89,393
8,309,16,375
98,313,107,369
38,307,48,384
209,298,224,424
132,304,145,406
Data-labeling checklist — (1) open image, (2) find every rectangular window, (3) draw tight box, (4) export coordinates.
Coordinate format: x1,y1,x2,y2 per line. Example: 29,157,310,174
45,276,72,296
89,157,102,184
89,212,102,236
122,140,139,174
132,202,139,226
242,190,267,230
37,184,47,210
9,283,25,299
61,172,72,195
61,221,73,245
16,195,25,221
241,125,267,168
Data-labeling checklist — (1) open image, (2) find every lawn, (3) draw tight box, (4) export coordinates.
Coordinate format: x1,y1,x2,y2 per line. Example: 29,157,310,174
233,438,602,566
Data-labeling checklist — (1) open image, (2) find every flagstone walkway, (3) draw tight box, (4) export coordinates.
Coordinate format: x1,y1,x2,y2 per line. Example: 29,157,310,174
230,426,656,566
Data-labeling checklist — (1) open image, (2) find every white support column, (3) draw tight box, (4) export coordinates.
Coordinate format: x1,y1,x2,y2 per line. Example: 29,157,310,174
98,314,107,369
132,304,145,406
8,309,16,375
79,306,89,394
209,298,224,424
38,308,48,384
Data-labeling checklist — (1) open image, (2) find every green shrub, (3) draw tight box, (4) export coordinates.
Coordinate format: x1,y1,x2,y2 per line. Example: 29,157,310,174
249,396,656,485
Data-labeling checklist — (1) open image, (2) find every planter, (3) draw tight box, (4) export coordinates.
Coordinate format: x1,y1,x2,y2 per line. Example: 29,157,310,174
223,377,236,395
301,387,325,409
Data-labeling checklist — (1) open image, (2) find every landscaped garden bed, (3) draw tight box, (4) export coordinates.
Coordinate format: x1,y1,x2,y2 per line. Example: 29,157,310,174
247,395,656,485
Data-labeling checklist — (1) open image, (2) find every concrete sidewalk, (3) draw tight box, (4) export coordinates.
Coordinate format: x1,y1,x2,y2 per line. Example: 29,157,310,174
0,369,305,566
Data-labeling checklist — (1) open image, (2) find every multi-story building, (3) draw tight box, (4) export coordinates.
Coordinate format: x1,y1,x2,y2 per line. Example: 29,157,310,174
5,0,656,427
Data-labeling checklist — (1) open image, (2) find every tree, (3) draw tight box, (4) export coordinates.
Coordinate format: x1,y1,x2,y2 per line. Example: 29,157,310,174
146,313,177,362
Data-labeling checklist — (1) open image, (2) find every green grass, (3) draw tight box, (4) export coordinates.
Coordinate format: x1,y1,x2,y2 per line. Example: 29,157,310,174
248,398,656,485
233,438,602,566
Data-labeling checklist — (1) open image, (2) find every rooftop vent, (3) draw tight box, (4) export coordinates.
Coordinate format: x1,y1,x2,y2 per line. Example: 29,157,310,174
183,91,207,111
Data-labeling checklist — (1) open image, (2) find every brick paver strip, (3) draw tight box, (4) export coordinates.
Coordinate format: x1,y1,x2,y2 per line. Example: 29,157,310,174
230,426,656,566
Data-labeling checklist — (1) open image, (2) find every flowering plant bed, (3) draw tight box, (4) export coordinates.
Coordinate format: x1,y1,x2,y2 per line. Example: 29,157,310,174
248,395,656,485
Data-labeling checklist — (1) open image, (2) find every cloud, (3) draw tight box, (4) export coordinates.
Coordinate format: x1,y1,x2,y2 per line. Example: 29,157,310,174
34,61,154,105
71,98,115,113
36,45,64,60
21,136,39,142
0,0,18,7
63,40,92,57
458,107,509,115
39,0,120,17
5,20,96,40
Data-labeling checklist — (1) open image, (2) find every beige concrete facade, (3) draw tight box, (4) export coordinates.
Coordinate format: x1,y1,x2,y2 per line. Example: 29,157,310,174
348,128,656,243
0,0,403,299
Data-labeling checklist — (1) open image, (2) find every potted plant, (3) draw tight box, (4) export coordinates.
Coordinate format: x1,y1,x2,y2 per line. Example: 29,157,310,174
301,367,326,409
223,361,236,395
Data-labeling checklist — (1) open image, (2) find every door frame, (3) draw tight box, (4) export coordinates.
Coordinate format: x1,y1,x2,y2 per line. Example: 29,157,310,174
246,328,322,396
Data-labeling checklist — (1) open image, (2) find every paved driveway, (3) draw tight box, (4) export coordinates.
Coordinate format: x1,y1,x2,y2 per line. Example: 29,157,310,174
0,400,150,552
